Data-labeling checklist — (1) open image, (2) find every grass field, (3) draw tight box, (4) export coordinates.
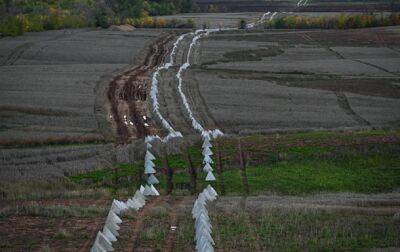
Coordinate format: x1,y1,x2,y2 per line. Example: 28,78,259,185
68,129,400,196
1,14,400,250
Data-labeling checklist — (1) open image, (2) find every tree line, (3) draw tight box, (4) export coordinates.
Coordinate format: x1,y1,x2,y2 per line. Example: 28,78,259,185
264,13,400,29
0,0,194,37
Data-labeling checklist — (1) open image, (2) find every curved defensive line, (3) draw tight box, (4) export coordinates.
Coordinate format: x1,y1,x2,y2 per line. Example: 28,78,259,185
176,29,221,134
148,33,190,142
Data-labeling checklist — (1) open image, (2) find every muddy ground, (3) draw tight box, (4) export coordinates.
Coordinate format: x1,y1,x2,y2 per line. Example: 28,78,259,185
0,28,164,143
154,26,400,135
0,28,167,181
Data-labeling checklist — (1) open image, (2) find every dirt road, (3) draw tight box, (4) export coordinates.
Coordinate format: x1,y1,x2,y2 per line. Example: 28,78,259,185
107,32,184,144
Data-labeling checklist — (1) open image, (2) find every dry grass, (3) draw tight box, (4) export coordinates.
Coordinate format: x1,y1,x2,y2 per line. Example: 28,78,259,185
0,203,107,218
0,180,110,200
0,135,106,148
171,200,400,251
0,106,77,117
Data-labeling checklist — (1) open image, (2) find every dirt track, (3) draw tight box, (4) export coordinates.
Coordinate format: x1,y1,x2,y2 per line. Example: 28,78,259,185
175,27,400,135
106,32,180,144
0,28,166,181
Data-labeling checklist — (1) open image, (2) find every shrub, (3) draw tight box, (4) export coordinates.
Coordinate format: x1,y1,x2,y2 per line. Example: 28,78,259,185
185,18,195,28
154,17,167,28
266,13,400,30
22,14,45,32
0,0,197,37
0,15,24,36
239,19,246,29
93,5,109,28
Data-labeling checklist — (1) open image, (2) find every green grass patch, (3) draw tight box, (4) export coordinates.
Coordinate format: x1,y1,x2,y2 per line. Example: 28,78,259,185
209,209,400,251
221,153,400,195
68,129,400,196
0,204,107,219
69,149,400,196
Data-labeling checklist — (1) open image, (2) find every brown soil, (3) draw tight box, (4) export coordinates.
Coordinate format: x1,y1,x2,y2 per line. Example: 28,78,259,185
114,196,167,252
162,196,189,252
0,216,104,251
107,32,181,144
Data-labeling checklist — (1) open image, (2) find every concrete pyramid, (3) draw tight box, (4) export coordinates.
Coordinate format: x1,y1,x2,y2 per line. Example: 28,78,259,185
202,189,216,202
203,155,213,164
196,229,215,246
212,129,223,138
127,198,141,210
94,231,113,251
102,226,117,242
150,184,160,196
206,185,218,198
199,240,214,252
196,217,212,234
202,147,213,156
202,138,212,149
134,190,146,205
144,160,156,174
110,200,126,215
104,222,119,238
145,150,156,161
195,212,211,226
106,210,122,225
205,171,216,181
147,174,159,184
143,184,153,196
203,163,213,173
90,243,107,252
202,131,211,140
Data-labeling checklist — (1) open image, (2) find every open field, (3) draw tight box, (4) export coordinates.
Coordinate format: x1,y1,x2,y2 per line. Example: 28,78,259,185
162,12,264,28
0,28,163,143
3,192,400,251
0,28,166,181
1,129,400,251
1,9,400,251
193,0,400,12
157,26,400,135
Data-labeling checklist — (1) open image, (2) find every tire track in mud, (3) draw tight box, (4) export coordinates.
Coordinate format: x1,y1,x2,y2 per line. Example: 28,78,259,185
353,59,399,77
185,69,219,130
162,196,188,252
335,91,371,126
178,35,214,129
78,219,104,252
297,35,372,127
328,45,399,77
107,33,178,144
159,70,195,136
1,30,83,66
123,196,167,252
1,42,33,66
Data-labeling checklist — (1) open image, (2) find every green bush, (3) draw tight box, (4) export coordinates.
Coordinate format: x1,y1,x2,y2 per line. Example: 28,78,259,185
265,13,400,30
239,19,246,29
0,0,196,37
24,14,44,32
0,16,24,37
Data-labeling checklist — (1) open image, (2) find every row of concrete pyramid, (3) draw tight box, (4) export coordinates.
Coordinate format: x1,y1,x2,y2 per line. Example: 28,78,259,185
143,142,161,195
90,189,147,252
91,139,165,251
201,130,222,182
192,185,218,252
149,31,185,141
